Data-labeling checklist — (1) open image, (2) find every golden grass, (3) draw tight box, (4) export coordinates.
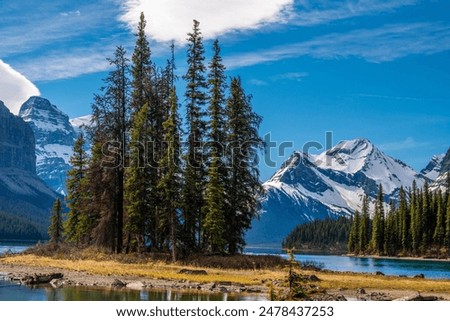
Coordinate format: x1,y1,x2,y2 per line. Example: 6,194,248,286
2,254,450,294
1,254,281,285
315,271,450,293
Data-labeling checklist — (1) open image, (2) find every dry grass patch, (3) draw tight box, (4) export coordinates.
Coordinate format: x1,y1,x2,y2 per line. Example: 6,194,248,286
1,254,285,286
315,271,450,293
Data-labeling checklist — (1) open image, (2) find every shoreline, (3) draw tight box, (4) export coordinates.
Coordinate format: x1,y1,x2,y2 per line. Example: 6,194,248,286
345,253,450,262
1,254,450,301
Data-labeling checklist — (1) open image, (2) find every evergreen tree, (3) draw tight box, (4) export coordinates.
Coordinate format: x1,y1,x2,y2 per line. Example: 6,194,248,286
398,186,409,253
64,133,88,245
225,77,264,253
348,211,360,253
384,200,397,255
410,181,420,254
130,12,152,115
124,104,151,252
445,190,450,247
421,181,432,250
358,195,371,253
90,46,130,253
433,190,445,248
158,88,183,261
181,20,208,252
49,198,63,245
203,39,228,253
370,184,385,254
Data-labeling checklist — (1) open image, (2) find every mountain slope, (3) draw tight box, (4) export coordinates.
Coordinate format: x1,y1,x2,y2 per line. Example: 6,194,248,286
0,100,57,238
19,97,77,195
246,138,429,246
430,147,450,192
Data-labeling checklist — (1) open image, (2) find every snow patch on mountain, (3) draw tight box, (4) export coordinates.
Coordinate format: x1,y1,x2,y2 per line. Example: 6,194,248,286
246,138,429,246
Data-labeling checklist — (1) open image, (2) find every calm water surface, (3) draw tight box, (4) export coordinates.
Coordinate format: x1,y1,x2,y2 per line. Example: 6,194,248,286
0,275,262,301
246,247,450,279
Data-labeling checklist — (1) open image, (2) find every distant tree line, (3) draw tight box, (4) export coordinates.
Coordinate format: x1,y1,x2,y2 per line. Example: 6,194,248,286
348,178,450,257
0,211,43,241
50,14,264,260
282,217,351,252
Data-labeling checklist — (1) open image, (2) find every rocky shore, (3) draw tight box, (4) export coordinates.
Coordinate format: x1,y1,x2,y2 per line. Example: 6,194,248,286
0,262,267,296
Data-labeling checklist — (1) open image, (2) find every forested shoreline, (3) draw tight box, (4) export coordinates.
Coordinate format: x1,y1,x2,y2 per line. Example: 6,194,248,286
283,178,450,258
48,14,264,260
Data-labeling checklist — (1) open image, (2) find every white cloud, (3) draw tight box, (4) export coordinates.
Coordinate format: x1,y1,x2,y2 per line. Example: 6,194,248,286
119,0,294,43
0,60,40,115
224,22,450,68
15,49,113,81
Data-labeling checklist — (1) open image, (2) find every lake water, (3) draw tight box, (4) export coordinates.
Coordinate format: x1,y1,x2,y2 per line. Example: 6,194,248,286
0,275,262,301
246,247,450,279
0,241,33,256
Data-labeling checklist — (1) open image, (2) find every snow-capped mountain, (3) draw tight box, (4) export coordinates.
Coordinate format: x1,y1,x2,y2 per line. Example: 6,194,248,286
19,96,77,195
421,153,445,181
246,138,429,246
70,114,92,135
430,148,450,192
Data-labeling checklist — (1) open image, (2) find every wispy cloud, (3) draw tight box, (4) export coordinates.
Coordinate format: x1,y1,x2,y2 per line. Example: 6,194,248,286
249,71,308,86
0,60,40,114
291,0,419,26
119,0,294,44
379,137,430,152
273,71,309,81
224,22,450,68
14,50,113,82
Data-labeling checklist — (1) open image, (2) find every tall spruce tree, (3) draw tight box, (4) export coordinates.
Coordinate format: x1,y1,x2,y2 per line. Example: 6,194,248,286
131,12,152,115
90,46,130,253
158,87,182,261
181,20,208,252
203,39,228,253
358,195,370,253
49,198,63,245
348,211,360,253
370,184,385,254
398,186,409,253
225,77,263,253
433,190,445,248
445,189,450,247
124,104,151,252
410,181,420,254
64,133,88,245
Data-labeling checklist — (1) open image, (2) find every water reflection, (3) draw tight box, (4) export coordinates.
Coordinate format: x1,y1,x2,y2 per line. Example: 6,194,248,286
0,277,261,301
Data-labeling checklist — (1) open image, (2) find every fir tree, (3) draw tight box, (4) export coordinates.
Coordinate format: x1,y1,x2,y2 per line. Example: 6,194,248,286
64,133,88,245
433,190,445,248
124,104,151,252
49,198,63,245
225,77,264,253
445,191,450,247
90,46,130,253
130,12,152,115
358,195,370,253
348,211,360,253
181,20,208,252
158,87,183,261
410,181,420,254
370,184,385,254
203,39,228,253
398,186,409,253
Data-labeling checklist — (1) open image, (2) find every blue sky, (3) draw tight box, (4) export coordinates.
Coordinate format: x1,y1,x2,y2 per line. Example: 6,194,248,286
1,0,449,180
